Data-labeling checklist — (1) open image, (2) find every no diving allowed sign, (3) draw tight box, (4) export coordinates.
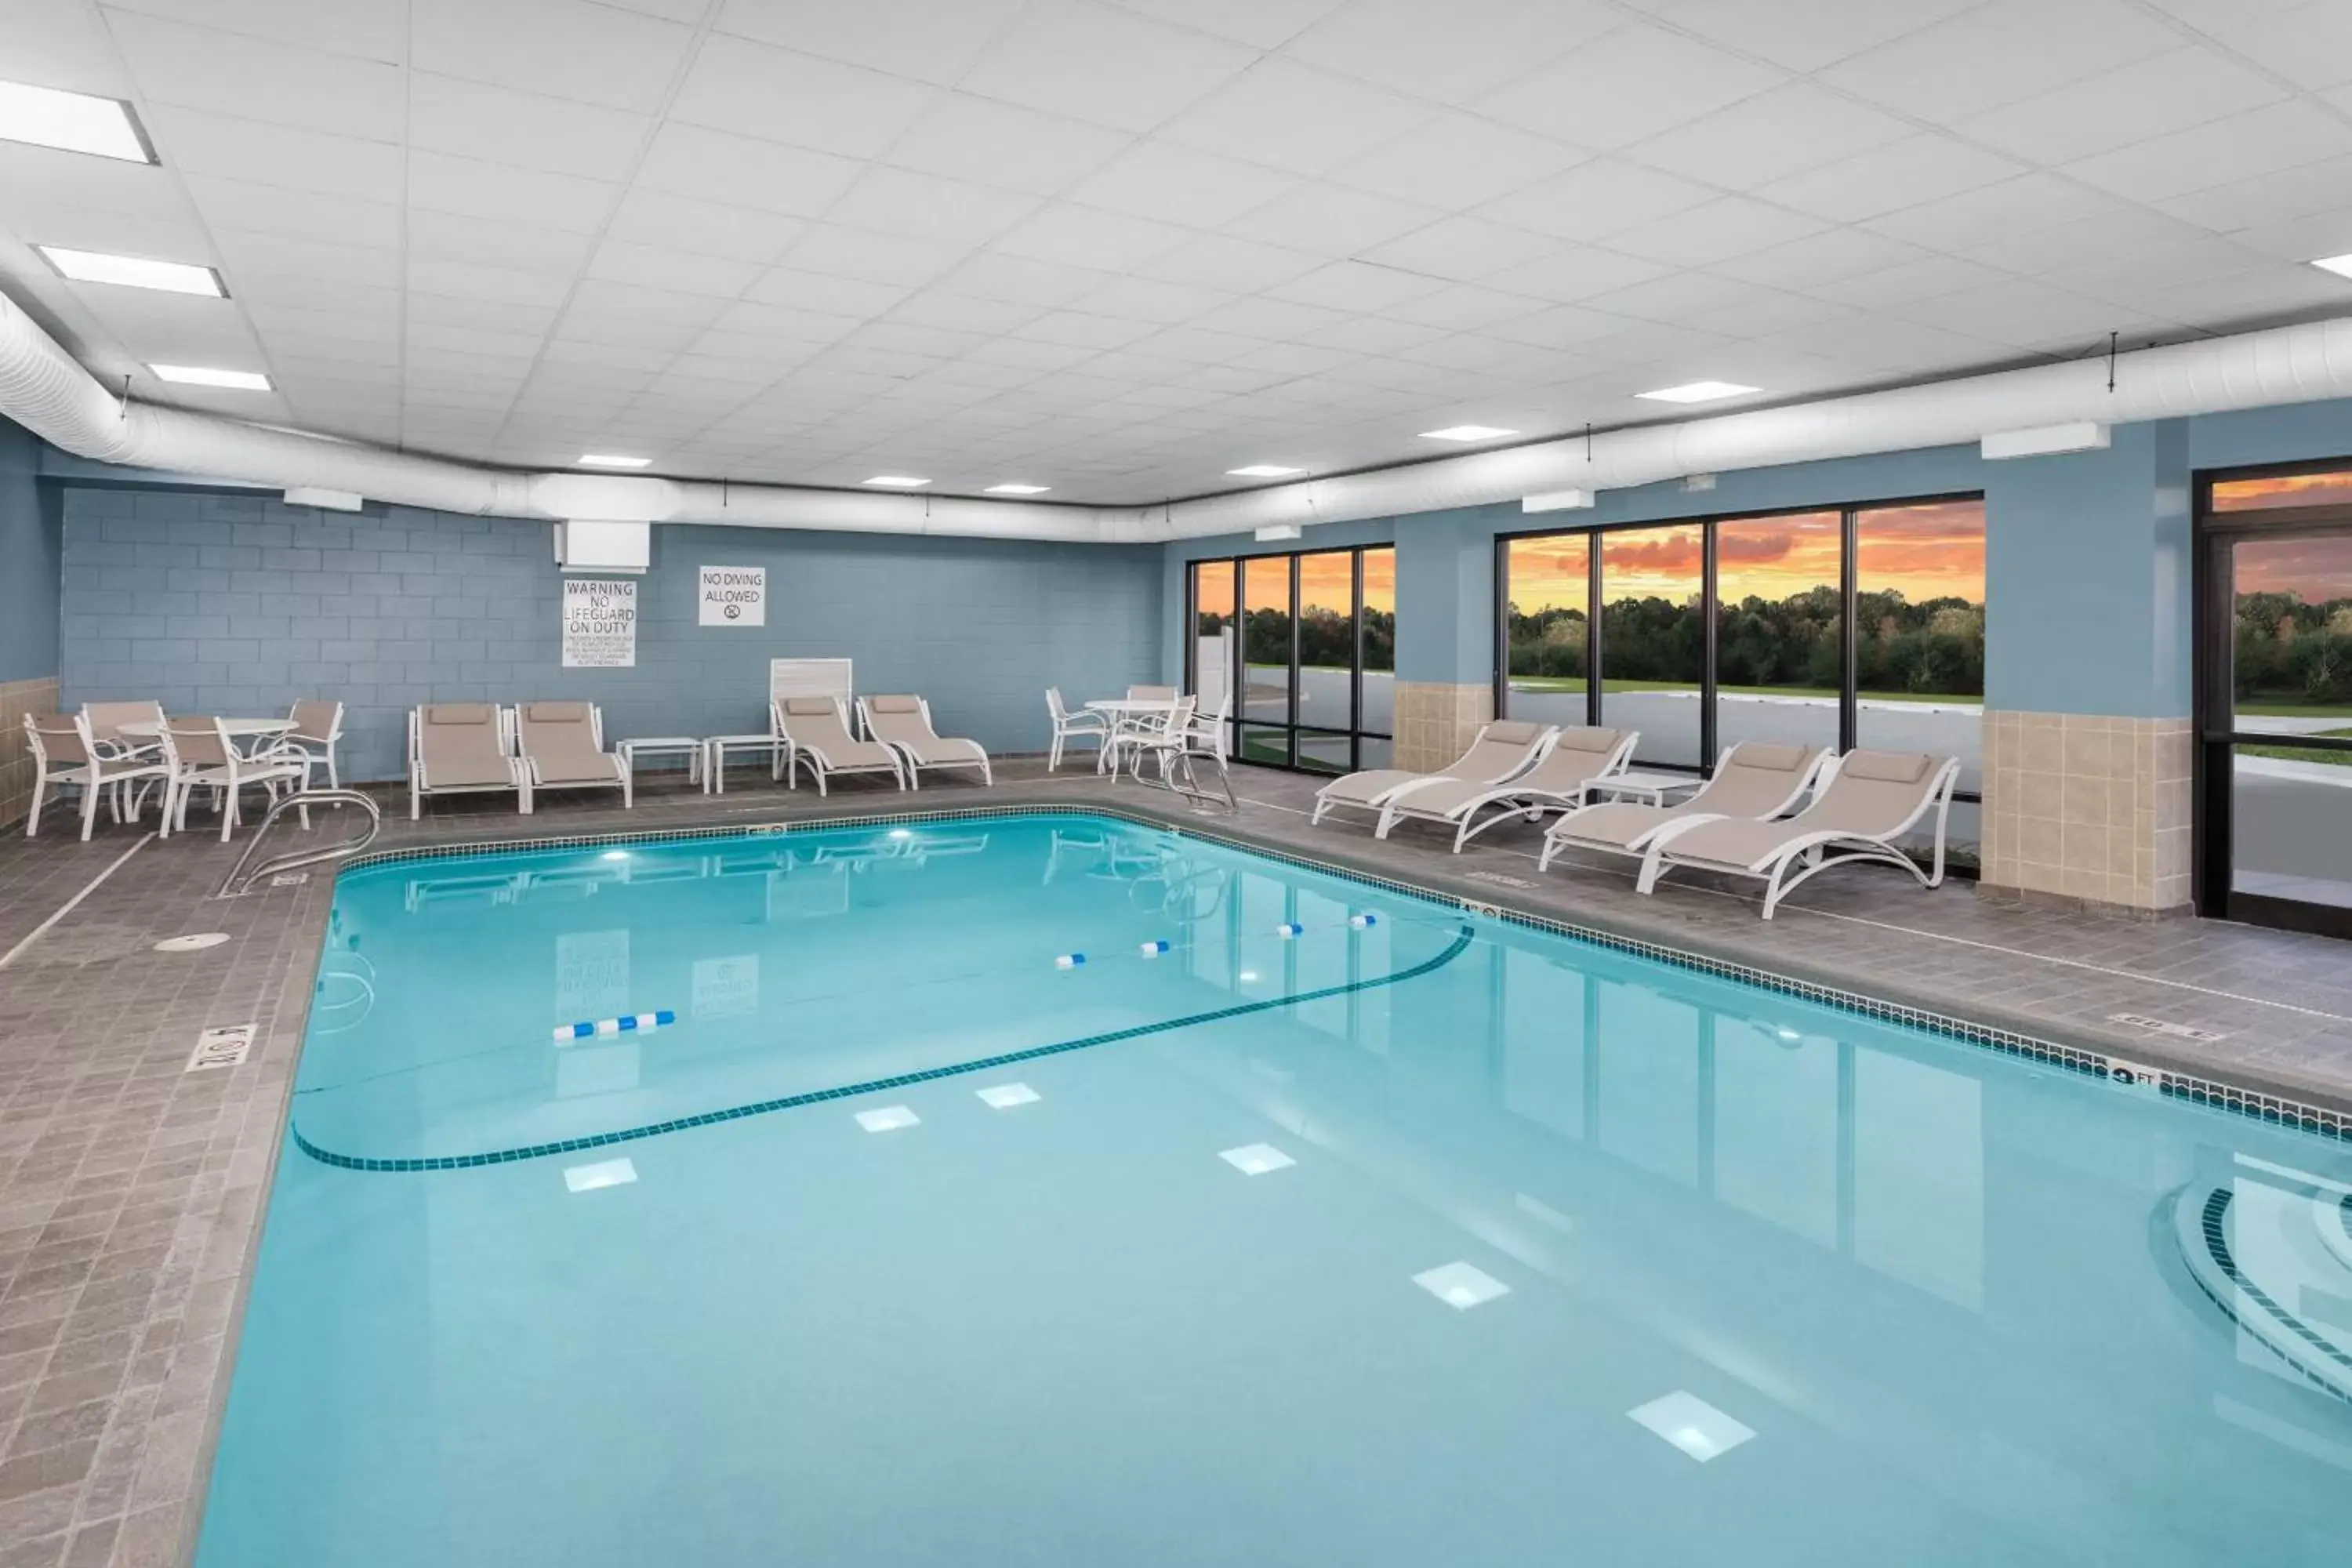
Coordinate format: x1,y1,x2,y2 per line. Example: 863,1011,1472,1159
699,565,765,626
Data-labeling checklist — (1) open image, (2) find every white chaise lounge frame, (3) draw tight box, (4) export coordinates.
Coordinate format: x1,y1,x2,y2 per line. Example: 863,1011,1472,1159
1375,727,1639,851
1308,720,1558,832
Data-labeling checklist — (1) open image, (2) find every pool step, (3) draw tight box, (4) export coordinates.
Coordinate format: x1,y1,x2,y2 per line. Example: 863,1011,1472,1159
2173,1178,2352,1403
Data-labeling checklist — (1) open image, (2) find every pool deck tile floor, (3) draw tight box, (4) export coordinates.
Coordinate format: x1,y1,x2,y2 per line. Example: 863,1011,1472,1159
3,755,2351,1566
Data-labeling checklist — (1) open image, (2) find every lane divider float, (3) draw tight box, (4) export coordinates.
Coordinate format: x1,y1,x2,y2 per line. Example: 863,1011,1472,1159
555,1010,675,1042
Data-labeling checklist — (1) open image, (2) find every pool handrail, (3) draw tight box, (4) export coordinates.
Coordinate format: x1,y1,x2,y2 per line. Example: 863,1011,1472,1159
215,789,383,898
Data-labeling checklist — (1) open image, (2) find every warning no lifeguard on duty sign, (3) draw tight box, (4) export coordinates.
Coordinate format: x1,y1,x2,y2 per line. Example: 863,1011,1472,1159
699,565,766,626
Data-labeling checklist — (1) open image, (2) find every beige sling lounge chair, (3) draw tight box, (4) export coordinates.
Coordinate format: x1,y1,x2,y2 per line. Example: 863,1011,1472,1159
1635,748,1962,918
517,701,631,809
1375,726,1639,850
1310,720,1556,831
858,695,992,787
774,696,906,795
1538,741,1831,873
408,703,526,818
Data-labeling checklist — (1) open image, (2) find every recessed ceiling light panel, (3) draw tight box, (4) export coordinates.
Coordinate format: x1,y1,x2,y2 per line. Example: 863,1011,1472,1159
150,364,270,391
985,483,1051,495
1227,464,1305,478
862,475,930,488
1636,380,1761,405
2310,254,2352,280
1418,425,1518,442
0,81,153,162
38,245,223,297
577,453,652,469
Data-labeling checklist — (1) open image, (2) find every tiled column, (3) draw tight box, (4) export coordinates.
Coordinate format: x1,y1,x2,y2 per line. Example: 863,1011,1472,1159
0,675,60,827
1981,712,2191,910
1393,681,1494,771
1978,422,2194,914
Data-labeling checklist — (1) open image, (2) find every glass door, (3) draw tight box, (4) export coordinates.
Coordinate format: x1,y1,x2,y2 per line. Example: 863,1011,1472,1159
2198,506,2352,935
1186,549,1396,774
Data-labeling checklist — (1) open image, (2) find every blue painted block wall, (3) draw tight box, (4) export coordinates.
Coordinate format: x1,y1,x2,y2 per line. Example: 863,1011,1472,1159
0,418,60,683
57,487,1163,783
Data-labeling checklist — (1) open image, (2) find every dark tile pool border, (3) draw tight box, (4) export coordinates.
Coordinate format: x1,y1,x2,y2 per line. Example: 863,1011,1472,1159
335,802,2352,1146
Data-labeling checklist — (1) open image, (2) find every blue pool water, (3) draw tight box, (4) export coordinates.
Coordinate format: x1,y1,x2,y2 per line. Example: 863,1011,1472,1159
198,813,2352,1566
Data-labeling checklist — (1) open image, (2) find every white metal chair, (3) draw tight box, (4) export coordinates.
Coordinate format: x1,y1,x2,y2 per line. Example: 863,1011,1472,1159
1120,695,1236,810
1183,690,1232,764
22,713,171,840
283,699,345,790
1045,687,1109,771
80,699,166,819
162,716,309,842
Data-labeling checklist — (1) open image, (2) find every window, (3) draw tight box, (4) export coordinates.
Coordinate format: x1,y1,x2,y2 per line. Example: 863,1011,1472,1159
1599,524,1705,769
1854,501,1985,794
1502,533,1588,743
1186,546,1396,774
1716,510,1842,760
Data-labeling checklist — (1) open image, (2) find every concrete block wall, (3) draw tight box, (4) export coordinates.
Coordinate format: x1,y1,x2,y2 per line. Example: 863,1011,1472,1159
59,487,1163,784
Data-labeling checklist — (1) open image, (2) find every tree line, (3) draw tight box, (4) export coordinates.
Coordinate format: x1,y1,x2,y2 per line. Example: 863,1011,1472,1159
1200,606,1396,671
2235,591,2352,707
1506,586,1986,696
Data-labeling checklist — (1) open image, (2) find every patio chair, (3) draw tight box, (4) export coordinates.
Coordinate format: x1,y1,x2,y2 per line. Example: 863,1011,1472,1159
516,702,632,809
1127,684,1177,700
774,696,906,795
1045,687,1109,771
21,713,171,840
1635,749,1962,918
408,703,527,818
1120,695,1236,811
1539,741,1831,873
162,716,308,842
80,699,166,818
283,699,346,789
1374,726,1639,850
1309,720,1557,833
858,695,991,787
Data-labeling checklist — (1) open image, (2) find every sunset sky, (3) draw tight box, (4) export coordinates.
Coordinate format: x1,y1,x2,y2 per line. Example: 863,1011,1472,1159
1508,500,1987,612
2213,472,2352,512
2234,532,2352,603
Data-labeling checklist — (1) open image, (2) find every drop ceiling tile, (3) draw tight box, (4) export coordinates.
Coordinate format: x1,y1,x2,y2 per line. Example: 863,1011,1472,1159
1126,325,1276,365
836,321,987,360
825,167,1042,248
1864,174,2118,251
959,0,1256,132
670,33,942,159
775,223,964,288
405,292,560,336
713,0,1025,85
408,74,652,181
1263,260,1444,314
1133,234,1324,293
1222,185,1444,257
2155,154,2352,234
1161,59,1436,177
1494,303,1642,349
1608,198,1826,267
1065,143,1301,230
1182,295,1352,342
1480,245,1670,303
2113,264,2352,331
212,230,397,289
1958,207,2212,277
2222,209,2352,266
633,123,863,217
1287,0,1617,101
180,173,400,248
742,267,911,318
693,300,860,350
409,0,696,113
1385,285,1550,331
585,239,763,299
1820,0,2181,122
1581,270,1780,325
405,211,596,273
1012,310,1160,350
1628,83,1912,190
2188,2,2352,92
1711,228,1931,291
2063,101,2352,205
1486,24,1783,150
1956,48,2286,168
1753,134,2023,225
146,107,403,204
884,292,1048,334
16,0,152,95
1359,216,1561,282
883,93,1132,197
1814,255,2008,310
106,10,405,136
1068,274,1229,324
1336,114,1583,212
407,151,619,233
1290,314,1448,354
993,203,1192,271
603,189,807,265
1101,0,1345,50
1655,0,1974,72
1475,158,1717,244
931,252,1116,307
1900,278,2135,348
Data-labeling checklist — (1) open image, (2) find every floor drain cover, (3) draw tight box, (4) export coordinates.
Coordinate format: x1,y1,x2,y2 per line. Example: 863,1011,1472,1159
154,933,231,953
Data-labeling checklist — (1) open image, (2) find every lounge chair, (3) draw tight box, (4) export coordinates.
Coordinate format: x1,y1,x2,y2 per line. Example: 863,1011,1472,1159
1375,725,1639,850
1635,748,1962,918
517,702,631,809
1538,741,1831,874
408,702,526,818
774,696,906,795
858,695,992,787
1309,720,1556,832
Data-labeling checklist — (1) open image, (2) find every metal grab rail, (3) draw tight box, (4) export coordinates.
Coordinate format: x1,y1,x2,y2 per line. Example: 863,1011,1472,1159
215,789,383,898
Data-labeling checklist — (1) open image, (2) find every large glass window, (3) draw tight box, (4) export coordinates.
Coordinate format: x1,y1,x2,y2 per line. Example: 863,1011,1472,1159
1599,524,1706,769
1717,510,1842,760
1855,501,1986,795
1187,546,1395,774
1502,534,1588,739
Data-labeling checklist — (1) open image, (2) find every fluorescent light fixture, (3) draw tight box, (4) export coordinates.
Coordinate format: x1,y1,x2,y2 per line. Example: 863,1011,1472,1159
977,1083,1040,1109
0,81,153,162
1254,523,1302,542
854,1105,920,1133
1219,1143,1296,1175
284,486,362,513
862,474,930,488
2310,254,2352,280
1227,464,1305,478
1636,380,1759,405
38,245,223,297
1419,425,1517,442
1522,488,1593,514
149,364,269,391
1411,1261,1511,1310
985,482,1050,495
1628,1392,1755,1462
577,453,651,469
1980,421,2110,459
563,1157,637,1193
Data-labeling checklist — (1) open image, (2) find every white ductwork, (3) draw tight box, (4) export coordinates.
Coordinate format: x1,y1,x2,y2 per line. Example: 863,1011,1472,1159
10,285,2352,546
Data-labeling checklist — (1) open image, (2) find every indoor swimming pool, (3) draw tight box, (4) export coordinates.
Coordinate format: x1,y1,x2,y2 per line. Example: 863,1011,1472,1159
197,812,2352,1566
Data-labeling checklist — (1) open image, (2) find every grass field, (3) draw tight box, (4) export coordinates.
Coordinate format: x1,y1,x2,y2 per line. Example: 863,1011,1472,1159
1507,676,1980,705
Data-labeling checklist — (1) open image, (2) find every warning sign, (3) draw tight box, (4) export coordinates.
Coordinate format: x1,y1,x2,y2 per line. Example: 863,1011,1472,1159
699,565,766,626
562,579,637,668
